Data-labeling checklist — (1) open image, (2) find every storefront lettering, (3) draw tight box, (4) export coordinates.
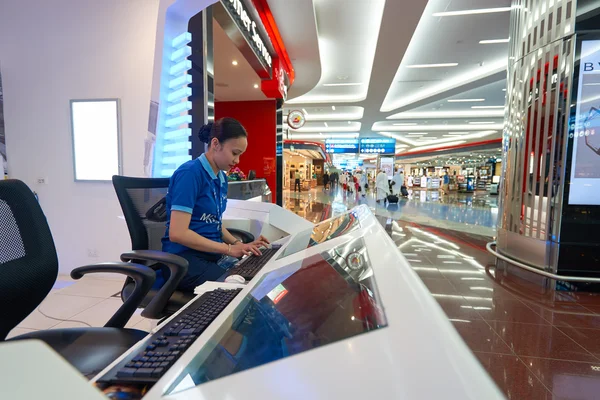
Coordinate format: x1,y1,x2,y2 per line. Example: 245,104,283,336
584,62,600,72
227,0,272,68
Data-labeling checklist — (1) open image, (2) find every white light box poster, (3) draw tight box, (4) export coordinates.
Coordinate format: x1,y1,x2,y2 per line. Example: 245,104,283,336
70,99,121,181
379,156,395,180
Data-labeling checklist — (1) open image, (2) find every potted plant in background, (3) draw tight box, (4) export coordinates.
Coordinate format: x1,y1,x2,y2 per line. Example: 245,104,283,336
227,166,246,181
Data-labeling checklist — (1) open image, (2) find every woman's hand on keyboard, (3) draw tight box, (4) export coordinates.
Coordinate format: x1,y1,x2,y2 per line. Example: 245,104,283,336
250,235,270,248
230,242,262,257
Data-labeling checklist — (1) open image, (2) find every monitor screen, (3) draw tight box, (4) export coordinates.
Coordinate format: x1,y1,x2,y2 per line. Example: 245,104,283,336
276,211,361,260
165,237,387,395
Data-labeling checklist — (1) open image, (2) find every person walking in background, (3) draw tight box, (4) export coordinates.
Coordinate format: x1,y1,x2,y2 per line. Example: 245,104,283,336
442,171,450,195
330,171,338,190
323,171,330,190
294,170,302,192
340,171,348,193
359,171,368,197
376,169,390,204
391,168,404,196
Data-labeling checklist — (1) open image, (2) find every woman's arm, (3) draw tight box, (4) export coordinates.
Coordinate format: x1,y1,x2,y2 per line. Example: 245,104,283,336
169,211,263,257
169,211,229,254
222,225,271,248
221,226,240,245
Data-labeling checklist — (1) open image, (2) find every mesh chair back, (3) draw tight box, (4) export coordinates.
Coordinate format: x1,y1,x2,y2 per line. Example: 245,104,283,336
112,176,170,251
0,180,58,340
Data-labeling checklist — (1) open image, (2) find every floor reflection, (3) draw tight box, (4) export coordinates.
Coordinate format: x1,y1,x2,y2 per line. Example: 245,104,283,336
283,187,600,400
283,187,497,236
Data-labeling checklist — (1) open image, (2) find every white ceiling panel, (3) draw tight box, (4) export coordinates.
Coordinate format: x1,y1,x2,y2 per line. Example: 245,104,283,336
381,0,511,112
285,0,386,104
213,19,266,102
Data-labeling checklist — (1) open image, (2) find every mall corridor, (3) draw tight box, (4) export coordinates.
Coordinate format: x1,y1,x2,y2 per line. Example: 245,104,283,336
4,0,600,398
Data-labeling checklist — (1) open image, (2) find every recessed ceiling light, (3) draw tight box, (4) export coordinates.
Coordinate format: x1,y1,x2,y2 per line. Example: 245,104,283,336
324,122,329,127
471,106,505,109
502,88,507,91
253,84,259,89
322,82,363,87
468,121,495,125
393,123,418,126
348,121,352,124
448,99,485,103
332,106,336,110
479,39,510,44
387,110,504,119
406,63,458,69
432,7,511,17
232,60,238,66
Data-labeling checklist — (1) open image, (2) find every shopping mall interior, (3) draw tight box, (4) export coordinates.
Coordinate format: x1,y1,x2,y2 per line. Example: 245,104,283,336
2,0,600,399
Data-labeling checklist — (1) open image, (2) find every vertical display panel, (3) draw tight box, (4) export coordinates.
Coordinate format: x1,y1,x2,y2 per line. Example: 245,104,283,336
568,39,600,205
70,99,121,181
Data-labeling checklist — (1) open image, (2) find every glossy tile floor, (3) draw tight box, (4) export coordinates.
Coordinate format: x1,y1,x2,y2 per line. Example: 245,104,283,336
9,186,600,399
285,186,600,399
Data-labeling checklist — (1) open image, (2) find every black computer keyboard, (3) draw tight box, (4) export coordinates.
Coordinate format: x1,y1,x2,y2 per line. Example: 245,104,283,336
98,288,242,385
226,245,280,280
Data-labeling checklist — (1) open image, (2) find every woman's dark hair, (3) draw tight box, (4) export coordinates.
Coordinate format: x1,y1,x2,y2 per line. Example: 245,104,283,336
198,117,247,145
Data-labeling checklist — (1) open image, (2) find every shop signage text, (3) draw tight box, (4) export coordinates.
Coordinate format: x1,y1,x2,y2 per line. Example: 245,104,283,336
225,0,273,68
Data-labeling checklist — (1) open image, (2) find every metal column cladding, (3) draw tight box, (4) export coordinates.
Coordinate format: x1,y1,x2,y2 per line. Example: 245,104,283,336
498,0,576,270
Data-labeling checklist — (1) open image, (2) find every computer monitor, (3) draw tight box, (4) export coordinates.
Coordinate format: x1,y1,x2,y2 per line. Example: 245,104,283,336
164,236,386,395
276,210,361,260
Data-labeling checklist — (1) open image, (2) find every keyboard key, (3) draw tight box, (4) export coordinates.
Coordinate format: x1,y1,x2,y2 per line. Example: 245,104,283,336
134,368,154,378
142,362,153,368
152,367,165,378
116,368,137,378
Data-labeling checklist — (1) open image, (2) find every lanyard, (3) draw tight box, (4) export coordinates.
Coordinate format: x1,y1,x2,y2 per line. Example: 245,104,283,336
209,174,223,232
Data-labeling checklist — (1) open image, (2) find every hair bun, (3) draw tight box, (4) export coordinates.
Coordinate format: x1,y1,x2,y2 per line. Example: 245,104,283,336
198,123,213,143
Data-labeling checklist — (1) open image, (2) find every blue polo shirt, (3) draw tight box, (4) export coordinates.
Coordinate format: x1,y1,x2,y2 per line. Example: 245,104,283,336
162,154,228,260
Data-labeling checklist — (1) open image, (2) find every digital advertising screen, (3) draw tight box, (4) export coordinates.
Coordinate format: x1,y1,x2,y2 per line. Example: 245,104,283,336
359,138,396,154
379,156,395,180
569,40,600,206
325,138,359,154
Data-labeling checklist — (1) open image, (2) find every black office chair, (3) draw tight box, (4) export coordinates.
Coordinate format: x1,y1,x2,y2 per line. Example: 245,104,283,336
112,176,255,319
0,180,156,378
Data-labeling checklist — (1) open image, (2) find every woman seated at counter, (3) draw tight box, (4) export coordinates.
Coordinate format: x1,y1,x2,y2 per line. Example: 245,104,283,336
162,118,270,292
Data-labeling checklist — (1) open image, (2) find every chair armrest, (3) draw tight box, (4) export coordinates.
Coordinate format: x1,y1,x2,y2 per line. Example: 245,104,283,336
70,262,156,329
120,250,189,319
226,228,255,244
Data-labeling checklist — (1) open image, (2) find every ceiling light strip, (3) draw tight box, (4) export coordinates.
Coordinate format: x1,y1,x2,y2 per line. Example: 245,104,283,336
432,7,512,17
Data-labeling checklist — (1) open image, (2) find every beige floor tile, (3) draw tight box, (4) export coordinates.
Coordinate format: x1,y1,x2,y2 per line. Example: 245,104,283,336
38,293,105,320
132,318,157,332
51,320,89,329
6,327,38,340
66,298,126,326
54,277,123,298
17,309,61,330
